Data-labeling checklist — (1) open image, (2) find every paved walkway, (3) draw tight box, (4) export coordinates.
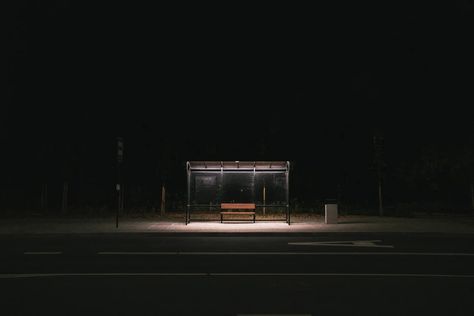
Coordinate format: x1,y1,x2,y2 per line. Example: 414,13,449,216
1,214,474,234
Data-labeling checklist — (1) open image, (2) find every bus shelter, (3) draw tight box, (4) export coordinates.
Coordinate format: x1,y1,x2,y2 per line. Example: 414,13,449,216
186,161,290,225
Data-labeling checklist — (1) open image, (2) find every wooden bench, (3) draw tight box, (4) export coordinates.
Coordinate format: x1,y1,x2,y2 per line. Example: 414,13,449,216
220,203,256,223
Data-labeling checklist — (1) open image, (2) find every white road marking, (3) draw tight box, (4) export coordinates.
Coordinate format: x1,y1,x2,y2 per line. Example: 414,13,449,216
0,273,207,279
97,251,474,256
1,273,473,279
98,252,177,255
213,273,474,277
288,240,394,248
23,252,62,255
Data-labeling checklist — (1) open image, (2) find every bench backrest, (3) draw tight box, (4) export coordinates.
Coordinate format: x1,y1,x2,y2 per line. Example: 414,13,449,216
221,203,256,210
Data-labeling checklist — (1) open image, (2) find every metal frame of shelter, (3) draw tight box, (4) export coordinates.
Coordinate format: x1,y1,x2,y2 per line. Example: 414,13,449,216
185,161,290,225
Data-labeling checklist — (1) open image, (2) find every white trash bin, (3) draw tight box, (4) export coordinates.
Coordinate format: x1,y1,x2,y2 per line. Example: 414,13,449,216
325,204,338,224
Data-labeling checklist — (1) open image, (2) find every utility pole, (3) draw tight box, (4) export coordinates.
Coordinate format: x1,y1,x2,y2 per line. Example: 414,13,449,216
373,133,384,216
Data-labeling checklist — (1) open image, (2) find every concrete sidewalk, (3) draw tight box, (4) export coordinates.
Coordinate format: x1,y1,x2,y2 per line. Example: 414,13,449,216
1,214,474,234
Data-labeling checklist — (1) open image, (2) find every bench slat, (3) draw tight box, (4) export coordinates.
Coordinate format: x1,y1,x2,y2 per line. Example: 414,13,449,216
220,208,256,223
220,211,255,215
221,203,255,210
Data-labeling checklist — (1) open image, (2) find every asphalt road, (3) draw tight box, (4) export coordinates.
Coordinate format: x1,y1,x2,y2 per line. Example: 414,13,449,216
1,232,474,315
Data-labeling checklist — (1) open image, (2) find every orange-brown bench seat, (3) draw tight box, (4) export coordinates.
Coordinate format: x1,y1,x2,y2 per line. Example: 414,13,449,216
220,203,256,223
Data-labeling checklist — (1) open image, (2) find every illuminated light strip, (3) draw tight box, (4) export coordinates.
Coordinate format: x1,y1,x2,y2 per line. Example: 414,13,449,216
1,273,474,279
23,252,62,255
97,251,474,256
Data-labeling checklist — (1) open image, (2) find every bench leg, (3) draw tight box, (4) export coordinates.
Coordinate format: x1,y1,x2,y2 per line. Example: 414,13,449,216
221,214,223,223
253,214,255,223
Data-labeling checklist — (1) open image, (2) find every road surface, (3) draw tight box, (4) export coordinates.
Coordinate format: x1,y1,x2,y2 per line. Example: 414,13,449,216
1,232,474,315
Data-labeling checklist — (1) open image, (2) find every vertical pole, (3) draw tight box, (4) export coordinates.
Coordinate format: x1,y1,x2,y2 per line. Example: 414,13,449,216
373,134,384,217
116,176,120,228
116,170,121,228
184,204,189,225
186,165,191,225
116,184,120,228
161,184,166,216
263,186,266,216
116,137,123,228
378,175,383,216
286,162,290,225
121,183,125,213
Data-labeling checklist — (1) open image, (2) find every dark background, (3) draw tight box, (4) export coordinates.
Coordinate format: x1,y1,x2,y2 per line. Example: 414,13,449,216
3,1,474,214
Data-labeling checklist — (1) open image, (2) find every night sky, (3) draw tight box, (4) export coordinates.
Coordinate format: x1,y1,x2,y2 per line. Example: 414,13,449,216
4,2,474,212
